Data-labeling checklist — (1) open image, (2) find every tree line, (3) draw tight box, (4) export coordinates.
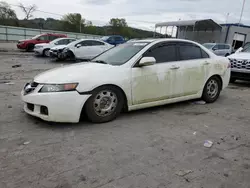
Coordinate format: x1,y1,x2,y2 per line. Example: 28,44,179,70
0,1,164,39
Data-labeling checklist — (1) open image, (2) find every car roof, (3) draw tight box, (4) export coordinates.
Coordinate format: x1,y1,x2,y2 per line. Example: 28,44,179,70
130,38,202,44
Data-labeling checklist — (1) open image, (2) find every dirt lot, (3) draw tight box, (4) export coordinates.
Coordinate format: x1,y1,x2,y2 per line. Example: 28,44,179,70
0,52,250,188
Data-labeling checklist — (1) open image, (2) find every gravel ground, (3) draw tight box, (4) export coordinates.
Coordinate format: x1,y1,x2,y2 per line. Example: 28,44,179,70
0,53,250,188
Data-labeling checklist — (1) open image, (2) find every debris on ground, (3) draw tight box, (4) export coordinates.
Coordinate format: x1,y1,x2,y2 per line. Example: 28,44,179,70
23,141,31,145
204,140,213,148
193,131,197,135
4,82,15,85
192,101,206,105
175,170,193,177
7,105,12,108
12,64,21,68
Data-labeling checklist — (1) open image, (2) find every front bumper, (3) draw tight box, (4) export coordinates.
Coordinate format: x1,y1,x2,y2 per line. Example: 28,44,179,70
34,48,43,55
17,44,25,49
49,50,58,58
231,69,250,81
21,84,91,123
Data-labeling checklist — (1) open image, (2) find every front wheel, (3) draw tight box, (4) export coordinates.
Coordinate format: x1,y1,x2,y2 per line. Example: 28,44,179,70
43,49,50,57
84,86,124,123
202,76,221,103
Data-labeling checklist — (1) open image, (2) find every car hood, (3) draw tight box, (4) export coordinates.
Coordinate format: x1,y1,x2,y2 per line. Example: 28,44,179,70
35,43,48,47
228,52,250,60
19,39,32,42
34,62,116,84
50,45,67,50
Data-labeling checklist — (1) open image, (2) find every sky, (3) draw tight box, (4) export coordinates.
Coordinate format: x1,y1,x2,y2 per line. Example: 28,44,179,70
6,0,250,31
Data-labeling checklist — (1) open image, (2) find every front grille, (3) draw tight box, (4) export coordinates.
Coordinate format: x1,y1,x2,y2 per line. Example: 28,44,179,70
27,103,34,111
24,82,39,95
229,59,250,70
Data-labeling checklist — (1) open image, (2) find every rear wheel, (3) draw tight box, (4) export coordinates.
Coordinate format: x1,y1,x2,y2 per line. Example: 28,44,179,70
202,76,221,103
84,86,124,123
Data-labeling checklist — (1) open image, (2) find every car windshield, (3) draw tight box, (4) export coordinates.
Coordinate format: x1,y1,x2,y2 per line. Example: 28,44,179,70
242,43,250,52
31,34,41,39
203,43,215,49
101,36,110,40
92,42,149,66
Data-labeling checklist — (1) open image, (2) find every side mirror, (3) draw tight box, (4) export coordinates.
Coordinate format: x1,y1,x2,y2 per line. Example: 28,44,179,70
36,38,40,41
54,42,58,45
139,57,156,67
76,44,81,48
212,47,218,51
235,47,243,53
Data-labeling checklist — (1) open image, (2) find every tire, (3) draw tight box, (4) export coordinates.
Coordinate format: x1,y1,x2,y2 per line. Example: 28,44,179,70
84,86,124,123
202,76,222,103
229,78,236,83
26,44,34,52
68,51,75,61
43,49,50,57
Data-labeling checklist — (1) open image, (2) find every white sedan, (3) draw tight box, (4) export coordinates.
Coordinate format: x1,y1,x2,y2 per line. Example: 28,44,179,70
34,38,76,56
21,39,230,123
61,39,114,60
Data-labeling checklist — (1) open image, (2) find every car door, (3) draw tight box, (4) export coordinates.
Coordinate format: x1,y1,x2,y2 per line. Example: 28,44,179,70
73,40,93,59
176,42,211,96
37,35,49,44
88,40,108,58
131,42,180,105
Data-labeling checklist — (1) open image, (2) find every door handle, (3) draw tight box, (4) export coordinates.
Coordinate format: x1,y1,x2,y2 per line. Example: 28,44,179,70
170,65,180,69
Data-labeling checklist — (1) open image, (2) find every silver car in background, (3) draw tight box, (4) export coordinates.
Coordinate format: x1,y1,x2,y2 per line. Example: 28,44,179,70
203,43,232,57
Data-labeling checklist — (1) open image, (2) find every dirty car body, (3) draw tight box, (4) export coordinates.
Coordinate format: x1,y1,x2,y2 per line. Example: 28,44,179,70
21,39,230,123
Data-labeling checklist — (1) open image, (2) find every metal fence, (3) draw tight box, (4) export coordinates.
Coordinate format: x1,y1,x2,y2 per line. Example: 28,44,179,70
0,25,102,41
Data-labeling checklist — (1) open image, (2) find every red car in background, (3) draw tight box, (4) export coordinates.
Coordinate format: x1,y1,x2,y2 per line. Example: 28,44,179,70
17,33,67,51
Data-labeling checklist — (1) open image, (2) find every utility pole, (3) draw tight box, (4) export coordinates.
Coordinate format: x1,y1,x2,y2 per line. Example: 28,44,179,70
233,0,246,49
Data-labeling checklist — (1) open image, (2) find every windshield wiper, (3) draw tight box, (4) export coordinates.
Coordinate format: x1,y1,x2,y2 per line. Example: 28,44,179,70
92,60,108,64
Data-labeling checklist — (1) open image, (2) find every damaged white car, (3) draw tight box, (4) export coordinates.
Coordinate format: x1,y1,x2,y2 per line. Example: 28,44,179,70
21,39,230,123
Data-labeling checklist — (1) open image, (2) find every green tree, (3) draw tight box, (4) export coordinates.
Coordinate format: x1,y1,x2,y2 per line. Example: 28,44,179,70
109,18,131,37
0,1,17,19
62,13,85,32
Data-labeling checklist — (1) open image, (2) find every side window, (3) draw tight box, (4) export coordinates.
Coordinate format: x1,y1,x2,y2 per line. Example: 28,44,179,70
213,44,219,50
225,45,230,49
37,35,48,40
179,44,203,60
218,44,225,49
49,35,58,41
115,36,122,41
91,40,105,46
201,49,209,58
77,40,92,46
57,39,67,45
144,44,177,63
68,39,76,44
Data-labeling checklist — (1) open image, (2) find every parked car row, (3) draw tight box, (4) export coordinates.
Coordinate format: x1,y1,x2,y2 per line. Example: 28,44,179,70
17,33,127,61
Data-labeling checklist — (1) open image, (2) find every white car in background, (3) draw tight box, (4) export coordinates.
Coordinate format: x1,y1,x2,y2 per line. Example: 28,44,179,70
21,39,230,123
228,42,250,83
34,38,76,56
61,39,114,61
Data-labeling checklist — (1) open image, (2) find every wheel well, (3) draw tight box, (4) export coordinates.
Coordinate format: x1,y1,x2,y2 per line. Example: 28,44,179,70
80,84,128,120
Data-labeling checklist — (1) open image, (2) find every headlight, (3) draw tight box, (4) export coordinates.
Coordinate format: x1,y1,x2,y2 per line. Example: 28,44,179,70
39,83,78,93
62,48,69,52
